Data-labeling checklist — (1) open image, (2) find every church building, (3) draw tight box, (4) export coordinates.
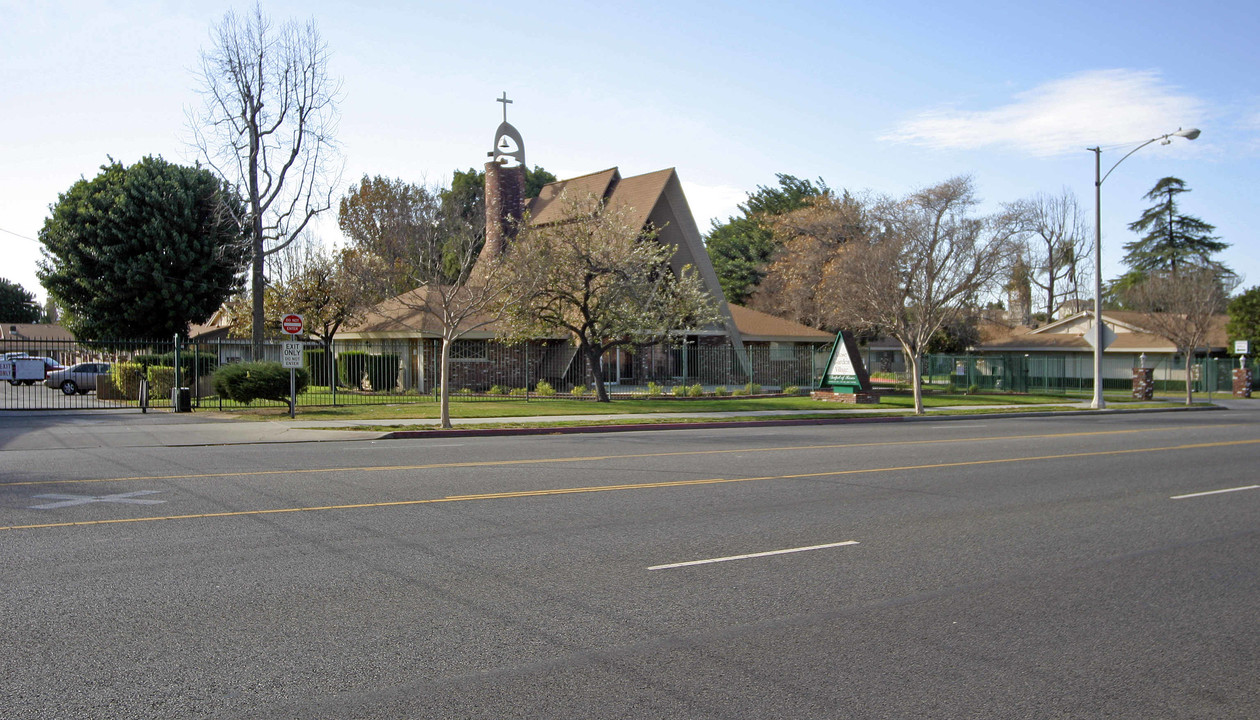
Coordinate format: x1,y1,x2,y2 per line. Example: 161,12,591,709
339,99,831,392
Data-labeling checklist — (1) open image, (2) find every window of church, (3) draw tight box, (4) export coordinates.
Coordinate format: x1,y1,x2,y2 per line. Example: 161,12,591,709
770,342,796,361
450,340,489,362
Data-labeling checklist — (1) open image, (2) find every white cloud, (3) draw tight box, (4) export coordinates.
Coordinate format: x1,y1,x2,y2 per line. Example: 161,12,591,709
679,182,749,232
882,69,1206,157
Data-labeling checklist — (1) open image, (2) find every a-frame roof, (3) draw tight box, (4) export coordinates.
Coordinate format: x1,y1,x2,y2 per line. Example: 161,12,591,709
526,167,677,233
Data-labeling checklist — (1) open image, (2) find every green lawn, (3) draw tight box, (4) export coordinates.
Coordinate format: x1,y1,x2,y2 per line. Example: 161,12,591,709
212,390,1120,421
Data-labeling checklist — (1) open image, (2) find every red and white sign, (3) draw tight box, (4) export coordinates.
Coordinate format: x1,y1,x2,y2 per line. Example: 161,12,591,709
281,314,304,335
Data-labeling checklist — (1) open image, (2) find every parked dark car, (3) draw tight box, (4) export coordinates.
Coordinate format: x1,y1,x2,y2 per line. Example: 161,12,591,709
44,362,111,395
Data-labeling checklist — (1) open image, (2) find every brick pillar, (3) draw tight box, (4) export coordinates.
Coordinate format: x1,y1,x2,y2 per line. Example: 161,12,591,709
1234,368,1253,398
1131,367,1154,400
481,160,525,262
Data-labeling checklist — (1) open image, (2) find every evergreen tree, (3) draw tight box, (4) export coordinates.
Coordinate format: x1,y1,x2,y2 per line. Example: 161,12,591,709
705,174,828,304
1226,286,1260,351
0,278,41,323
37,156,249,341
1123,177,1228,274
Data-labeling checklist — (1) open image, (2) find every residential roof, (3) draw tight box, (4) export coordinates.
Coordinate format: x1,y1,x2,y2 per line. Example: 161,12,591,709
0,323,74,342
344,295,831,345
977,311,1230,353
342,287,504,338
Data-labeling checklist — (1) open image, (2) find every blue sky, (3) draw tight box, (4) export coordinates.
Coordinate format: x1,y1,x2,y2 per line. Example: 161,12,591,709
3,0,1255,306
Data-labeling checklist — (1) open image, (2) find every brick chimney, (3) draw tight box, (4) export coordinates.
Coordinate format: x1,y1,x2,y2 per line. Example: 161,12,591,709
482,157,525,261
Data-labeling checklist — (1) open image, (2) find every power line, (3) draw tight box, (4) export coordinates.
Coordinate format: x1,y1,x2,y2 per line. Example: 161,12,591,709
1,226,40,243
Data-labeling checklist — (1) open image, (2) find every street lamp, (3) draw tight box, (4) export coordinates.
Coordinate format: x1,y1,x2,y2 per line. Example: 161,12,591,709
1088,127,1200,409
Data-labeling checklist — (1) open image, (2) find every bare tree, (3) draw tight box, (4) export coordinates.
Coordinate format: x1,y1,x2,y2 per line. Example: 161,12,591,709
1008,189,1092,320
1123,268,1237,405
751,191,870,330
271,239,376,384
341,179,516,428
824,177,1017,414
338,175,457,297
190,2,342,357
497,193,723,403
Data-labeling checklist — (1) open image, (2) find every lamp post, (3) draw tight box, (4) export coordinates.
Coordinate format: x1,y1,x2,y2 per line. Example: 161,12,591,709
1087,127,1200,409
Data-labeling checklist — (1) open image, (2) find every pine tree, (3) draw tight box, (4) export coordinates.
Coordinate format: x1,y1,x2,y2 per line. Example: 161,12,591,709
1123,177,1227,274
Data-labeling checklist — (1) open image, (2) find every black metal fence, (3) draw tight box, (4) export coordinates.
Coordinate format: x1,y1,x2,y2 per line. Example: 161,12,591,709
1,337,831,411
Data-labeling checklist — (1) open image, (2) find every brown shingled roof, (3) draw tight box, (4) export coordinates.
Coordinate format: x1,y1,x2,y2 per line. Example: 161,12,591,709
525,167,677,233
526,168,620,225
343,287,502,337
727,304,832,342
0,323,74,341
605,168,676,232
978,311,1230,352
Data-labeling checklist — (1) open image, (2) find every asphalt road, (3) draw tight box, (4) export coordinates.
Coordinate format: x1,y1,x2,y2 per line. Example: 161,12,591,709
2,411,1257,718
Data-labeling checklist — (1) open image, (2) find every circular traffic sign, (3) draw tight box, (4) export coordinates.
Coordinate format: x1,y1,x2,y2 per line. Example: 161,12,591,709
281,314,303,335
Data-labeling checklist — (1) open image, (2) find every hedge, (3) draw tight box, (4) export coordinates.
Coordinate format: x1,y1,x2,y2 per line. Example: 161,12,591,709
109,362,145,398
339,351,399,392
132,351,218,377
213,361,309,404
147,366,177,398
304,348,336,387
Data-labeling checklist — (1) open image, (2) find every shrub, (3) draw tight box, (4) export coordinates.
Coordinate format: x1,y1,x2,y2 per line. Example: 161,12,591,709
365,353,399,392
743,382,762,395
646,382,664,397
339,351,399,391
109,361,144,398
508,387,528,397
339,351,368,389
304,348,335,388
968,384,981,395
456,387,474,395
945,381,957,394
135,351,218,377
147,366,177,398
213,361,309,404
570,385,588,397
164,350,217,377
714,386,730,396
133,353,164,369
534,380,556,396
783,385,800,396
489,384,507,395
686,383,705,397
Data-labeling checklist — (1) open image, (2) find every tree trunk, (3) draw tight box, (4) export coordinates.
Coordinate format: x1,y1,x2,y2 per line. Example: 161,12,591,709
584,342,610,402
440,336,453,428
250,227,265,360
909,351,925,415
1184,352,1194,406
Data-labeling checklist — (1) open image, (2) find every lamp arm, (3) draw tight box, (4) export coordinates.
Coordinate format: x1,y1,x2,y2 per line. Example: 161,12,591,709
1099,136,1161,186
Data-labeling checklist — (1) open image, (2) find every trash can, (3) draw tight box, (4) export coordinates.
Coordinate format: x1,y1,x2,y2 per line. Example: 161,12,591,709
171,387,192,413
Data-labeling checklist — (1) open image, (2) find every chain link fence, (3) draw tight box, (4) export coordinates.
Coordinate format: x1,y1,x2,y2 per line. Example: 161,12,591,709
922,353,1258,396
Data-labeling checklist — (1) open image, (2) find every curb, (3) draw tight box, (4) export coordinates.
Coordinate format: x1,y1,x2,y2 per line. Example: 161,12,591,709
383,404,1224,440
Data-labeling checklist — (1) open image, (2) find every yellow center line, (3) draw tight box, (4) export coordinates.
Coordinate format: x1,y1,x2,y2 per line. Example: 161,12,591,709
1,423,1247,489
3,438,1256,532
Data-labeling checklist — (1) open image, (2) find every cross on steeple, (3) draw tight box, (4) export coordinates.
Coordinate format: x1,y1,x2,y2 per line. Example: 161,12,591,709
497,92,512,122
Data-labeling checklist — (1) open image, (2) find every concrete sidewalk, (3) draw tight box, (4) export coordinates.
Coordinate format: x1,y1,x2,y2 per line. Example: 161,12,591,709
1,399,1243,451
